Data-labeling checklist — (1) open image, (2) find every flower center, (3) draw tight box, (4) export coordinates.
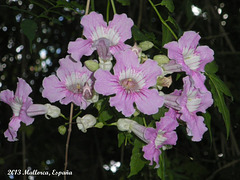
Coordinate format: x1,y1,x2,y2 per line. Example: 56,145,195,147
65,73,88,94
120,78,139,91
119,69,145,92
92,38,112,60
12,97,23,116
91,26,120,45
155,130,167,147
182,48,201,70
186,88,201,112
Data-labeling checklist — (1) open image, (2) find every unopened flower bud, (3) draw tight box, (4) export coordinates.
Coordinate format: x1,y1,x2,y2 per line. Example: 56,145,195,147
84,60,99,72
117,118,137,133
45,104,61,119
99,59,112,71
76,114,97,133
27,104,61,119
153,55,170,65
139,41,154,51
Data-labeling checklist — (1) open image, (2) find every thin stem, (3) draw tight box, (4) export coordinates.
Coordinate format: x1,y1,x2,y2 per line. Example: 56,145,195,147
143,117,147,127
64,103,74,180
60,113,69,121
110,0,117,14
22,131,27,180
85,0,91,15
72,110,82,120
106,0,110,22
148,0,178,40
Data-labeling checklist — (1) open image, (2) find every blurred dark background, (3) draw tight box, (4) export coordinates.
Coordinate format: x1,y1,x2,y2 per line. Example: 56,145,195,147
0,0,240,179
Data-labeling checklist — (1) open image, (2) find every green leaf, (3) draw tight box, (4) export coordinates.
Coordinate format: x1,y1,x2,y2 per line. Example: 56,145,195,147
203,111,212,143
99,110,113,122
162,23,173,46
208,74,231,138
208,74,232,99
128,139,146,177
20,19,38,52
160,0,175,13
152,107,168,120
117,0,130,6
118,132,125,147
205,61,219,74
132,25,148,41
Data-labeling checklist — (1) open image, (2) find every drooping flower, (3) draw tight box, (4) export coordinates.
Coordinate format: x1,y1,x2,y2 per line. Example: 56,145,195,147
94,49,164,117
68,12,134,61
0,78,34,141
142,109,178,168
42,55,97,109
163,76,213,141
27,104,61,119
116,109,178,168
164,31,214,90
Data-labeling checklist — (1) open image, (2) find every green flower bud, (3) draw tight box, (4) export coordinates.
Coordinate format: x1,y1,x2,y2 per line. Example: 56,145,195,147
58,125,66,135
139,41,154,51
84,60,99,72
153,55,169,65
95,122,104,128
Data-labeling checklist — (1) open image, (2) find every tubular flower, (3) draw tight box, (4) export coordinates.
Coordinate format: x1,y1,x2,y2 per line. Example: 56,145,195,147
94,49,164,117
27,104,61,119
68,12,134,61
142,109,178,168
76,114,97,133
164,31,214,90
42,56,96,109
0,78,34,141
163,76,213,141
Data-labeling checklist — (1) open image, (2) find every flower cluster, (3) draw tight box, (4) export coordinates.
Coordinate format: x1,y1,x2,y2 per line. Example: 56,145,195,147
0,12,214,169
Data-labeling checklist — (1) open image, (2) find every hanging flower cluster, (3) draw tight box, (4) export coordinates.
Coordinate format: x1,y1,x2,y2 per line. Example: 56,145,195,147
0,12,214,169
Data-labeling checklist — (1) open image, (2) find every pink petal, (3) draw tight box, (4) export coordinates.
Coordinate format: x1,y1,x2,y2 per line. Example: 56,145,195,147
135,89,164,115
108,13,134,42
57,56,90,82
110,42,130,55
4,127,18,142
143,143,161,167
196,45,214,72
0,89,14,105
191,72,207,91
185,115,207,142
42,75,67,103
138,59,162,88
109,90,135,117
15,78,32,101
94,69,118,95
81,12,107,39
60,92,89,109
20,97,34,125
144,127,157,141
198,90,213,113
163,131,178,145
67,38,94,61
113,49,139,75
163,41,182,60
178,31,201,50
8,117,21,132
156,110,179,132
